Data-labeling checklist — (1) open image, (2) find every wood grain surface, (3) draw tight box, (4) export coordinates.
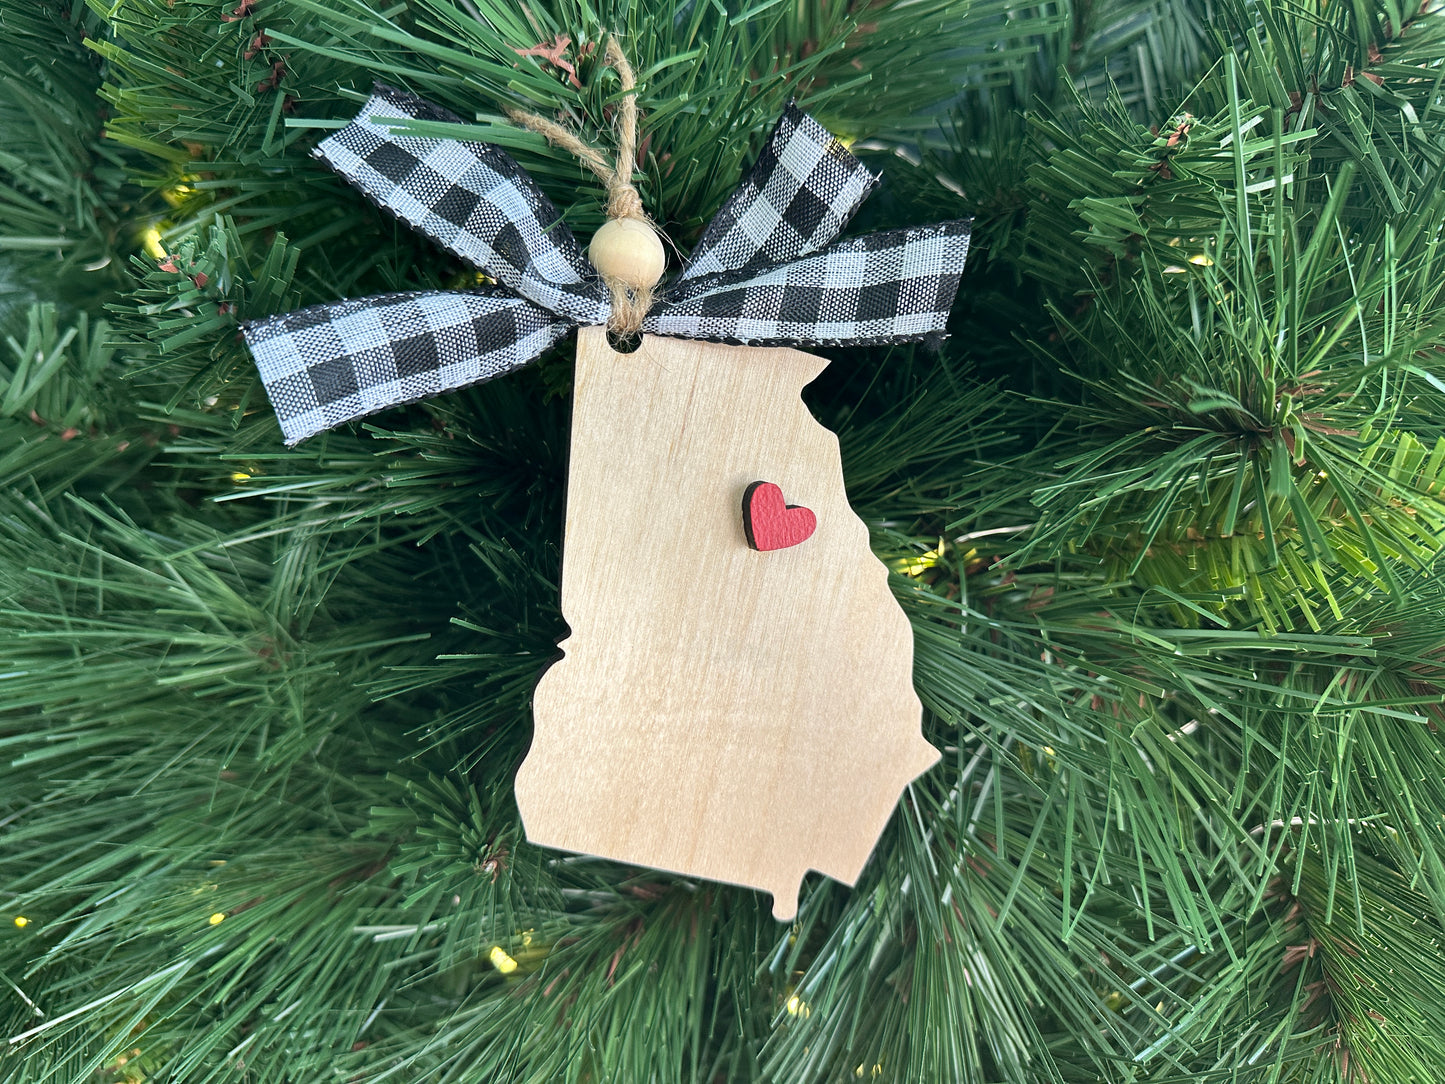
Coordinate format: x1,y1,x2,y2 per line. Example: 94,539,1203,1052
520,328,939,920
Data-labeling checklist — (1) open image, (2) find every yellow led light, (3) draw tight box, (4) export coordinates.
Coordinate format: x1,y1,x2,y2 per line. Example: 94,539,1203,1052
898,547,942,578
13,916,28,929
230,472,252,484
489,945,518,974
141,226,166,260
786,994,810,1017
209,912,226,926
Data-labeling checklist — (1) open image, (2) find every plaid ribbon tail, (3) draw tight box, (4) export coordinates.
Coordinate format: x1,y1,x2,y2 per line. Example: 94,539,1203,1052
647,220,972,348
677,103,878,284
315,85,609,325
243,290,574,445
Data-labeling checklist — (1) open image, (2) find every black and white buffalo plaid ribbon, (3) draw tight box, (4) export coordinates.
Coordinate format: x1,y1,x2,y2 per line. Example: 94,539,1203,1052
243,85,972,444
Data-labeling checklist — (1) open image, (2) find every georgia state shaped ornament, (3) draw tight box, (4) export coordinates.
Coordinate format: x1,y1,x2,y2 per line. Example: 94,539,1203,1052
521,328,942,920
241,44,970,920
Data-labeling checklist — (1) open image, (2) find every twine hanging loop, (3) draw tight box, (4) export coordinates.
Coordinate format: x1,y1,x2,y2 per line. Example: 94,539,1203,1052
506,36,661,337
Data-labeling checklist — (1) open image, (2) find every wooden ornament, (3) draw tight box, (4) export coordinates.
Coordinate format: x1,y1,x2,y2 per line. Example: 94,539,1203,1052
520,327,940,921
742,481,817,551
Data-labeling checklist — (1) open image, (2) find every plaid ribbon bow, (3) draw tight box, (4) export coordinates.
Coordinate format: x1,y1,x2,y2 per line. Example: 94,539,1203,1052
243,85,973,445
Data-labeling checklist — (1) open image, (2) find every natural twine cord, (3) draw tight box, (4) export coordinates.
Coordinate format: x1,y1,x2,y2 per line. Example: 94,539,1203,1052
506,36,654,335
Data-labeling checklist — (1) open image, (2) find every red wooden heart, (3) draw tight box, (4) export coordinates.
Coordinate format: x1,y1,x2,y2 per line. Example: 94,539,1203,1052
742,481,817,551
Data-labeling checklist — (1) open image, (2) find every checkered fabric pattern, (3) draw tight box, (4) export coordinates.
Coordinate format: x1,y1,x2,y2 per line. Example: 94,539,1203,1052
314,85,609,326
244,290,570,445
243,90,973,444
677,103,878,283
648,221,972,346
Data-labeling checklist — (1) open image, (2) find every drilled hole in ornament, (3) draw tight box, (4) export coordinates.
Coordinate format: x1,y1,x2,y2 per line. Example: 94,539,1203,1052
607,329,643,354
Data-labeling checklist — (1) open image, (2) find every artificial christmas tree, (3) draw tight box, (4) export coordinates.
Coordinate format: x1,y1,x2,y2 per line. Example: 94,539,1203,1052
4,1,1445,1082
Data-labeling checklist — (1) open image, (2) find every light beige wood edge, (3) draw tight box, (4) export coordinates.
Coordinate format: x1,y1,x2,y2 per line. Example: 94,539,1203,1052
519,328,940,921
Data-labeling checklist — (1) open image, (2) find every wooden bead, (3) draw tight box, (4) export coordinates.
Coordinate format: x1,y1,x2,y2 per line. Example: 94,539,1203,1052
589,218,665,291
